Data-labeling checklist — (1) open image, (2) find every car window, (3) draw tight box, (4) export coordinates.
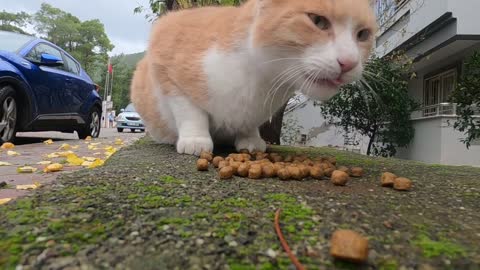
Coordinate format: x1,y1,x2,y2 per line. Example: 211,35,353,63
25,43,66,71
64,54,80,75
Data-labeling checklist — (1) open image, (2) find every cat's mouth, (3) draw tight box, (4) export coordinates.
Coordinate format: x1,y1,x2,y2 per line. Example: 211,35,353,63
305,75,344,88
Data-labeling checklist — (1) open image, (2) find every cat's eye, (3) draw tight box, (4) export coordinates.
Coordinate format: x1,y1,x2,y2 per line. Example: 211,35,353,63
357,29,371,42
308,14,331,31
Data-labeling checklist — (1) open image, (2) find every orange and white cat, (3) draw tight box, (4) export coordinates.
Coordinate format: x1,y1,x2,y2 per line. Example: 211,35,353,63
131,0,377,156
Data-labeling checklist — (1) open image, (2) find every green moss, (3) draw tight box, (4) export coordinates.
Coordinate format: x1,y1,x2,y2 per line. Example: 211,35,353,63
157,217,192,226
48,220,66,233
193,212,209,219
228,263,256,270
224,197,250,208
127,194,139,200
413,234,467,259
379,259,399,270
160,175,184,184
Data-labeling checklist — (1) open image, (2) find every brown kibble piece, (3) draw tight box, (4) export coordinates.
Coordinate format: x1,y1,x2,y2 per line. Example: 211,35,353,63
331,170,349,186
229,161,242,174
287,166,302,180
310,167,324,180
337,166,350,175
381,172,397,187
196,159,209,171
219,166,234,179
248,166,262,179
277,168,291,181
298,165,310,178
350,167,364,177
393,177,412,191
239,149,250,154
330,229,369,263
200,151,213,162
218,161,229,170
237,163,250,177
262,164,276,178
324,167,335,177
284,155,293,162
271,155,283,163
212,156,224,168
326,157,337,165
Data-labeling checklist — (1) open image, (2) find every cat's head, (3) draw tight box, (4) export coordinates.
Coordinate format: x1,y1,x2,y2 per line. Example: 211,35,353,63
252,0,377,100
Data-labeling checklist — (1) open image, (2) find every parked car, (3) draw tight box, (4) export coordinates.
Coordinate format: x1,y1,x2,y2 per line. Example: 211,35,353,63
115,103,145,133
0,30,102,143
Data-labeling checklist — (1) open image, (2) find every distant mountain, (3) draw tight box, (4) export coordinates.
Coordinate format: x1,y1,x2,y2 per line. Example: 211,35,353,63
112,52,145,68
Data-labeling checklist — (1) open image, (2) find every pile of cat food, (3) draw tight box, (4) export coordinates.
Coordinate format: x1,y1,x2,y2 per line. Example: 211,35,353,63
196,150,364,186
196,150,413,191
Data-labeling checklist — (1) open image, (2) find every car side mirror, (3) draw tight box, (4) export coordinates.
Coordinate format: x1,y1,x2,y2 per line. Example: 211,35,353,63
38,53,64,67
121,109,125,112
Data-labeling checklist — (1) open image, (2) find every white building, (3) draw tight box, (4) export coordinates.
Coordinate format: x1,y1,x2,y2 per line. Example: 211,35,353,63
282,0,480,166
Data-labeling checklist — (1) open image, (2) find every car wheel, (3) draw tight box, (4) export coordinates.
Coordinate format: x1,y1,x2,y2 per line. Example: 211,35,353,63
117,128,123,133
0,86,17,144
131,129,136,133
77,107,101,139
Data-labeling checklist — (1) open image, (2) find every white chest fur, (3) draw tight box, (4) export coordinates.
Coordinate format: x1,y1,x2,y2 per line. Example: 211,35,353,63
202,46,292,137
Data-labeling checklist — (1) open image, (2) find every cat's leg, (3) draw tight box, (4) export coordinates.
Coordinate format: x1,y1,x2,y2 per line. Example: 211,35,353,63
168,96,213,155
235,128,267,153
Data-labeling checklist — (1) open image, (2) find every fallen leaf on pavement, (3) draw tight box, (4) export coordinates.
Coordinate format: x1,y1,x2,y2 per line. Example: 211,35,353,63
81,161,93,167
7,151,20,156
0,162,12,166
37,161,52,165
16,184,39,190
43,163,63,173
85,136,92,141
1,142,15,149
88,159,105,169
58,143,71,150
83,157,97,162
0,198,12,205
57,151,74,157
17,166,38,173
115,139,123,145
66,154,85,166
43,139,54,145
71,145,80,150
46,153,60,158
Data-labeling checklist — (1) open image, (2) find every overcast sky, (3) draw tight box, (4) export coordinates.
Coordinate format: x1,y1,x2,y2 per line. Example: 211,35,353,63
0,0,152,55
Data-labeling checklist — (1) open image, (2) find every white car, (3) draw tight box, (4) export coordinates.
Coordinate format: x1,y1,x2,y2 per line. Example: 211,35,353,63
115,103,145,133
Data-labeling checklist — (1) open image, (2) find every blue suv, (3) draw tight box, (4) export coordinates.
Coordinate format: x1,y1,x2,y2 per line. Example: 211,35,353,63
0,31,102,143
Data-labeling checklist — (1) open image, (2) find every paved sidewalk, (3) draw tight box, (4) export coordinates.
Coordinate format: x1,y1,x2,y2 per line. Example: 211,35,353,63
0,129,143,200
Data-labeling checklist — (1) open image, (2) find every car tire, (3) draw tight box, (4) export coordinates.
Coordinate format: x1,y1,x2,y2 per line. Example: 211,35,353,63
77,107,101,139
131,129,136,133
0,86,18,144
117,128,123,133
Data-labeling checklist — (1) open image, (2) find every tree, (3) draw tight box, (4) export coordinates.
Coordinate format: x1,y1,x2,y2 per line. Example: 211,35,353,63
110,58,135,111
0,10,30,34
451,51,480,148
320,54,419,157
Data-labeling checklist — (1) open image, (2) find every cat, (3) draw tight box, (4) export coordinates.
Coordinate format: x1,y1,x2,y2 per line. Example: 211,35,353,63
131,0,377,156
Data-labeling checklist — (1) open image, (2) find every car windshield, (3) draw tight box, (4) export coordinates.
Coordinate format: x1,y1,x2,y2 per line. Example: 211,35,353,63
124,104,136,112
0,31,34,52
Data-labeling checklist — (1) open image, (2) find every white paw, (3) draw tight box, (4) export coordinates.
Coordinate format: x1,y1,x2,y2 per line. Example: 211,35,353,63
235,136,267,153
176,136,213,156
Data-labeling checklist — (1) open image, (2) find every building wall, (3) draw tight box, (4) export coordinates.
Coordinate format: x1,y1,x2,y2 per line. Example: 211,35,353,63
396,118,443,163
440,118,480,166
448,0,480,35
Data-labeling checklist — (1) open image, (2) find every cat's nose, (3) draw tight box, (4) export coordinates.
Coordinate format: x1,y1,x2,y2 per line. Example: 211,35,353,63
338,58,358,73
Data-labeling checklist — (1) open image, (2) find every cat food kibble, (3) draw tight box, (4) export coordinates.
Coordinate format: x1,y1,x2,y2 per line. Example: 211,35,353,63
262,164,276,178
310,167,324,180
381,172,397,187
287,166,302,180
337,166,350,175
196,159,209,171
219,166,234,179
331,170,349,186
277,168,291,180
330,230,369,263
393,177,412,191
237,163,250,177
212,156,224,168
218,160,229,170
350,167,364,177
200,151,213,162
324,167,335,178
248,166,262,179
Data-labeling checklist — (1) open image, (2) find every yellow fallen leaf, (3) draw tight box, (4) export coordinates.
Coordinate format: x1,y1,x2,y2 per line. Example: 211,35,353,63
43,139,54,145
93,152,102,156
104,146,114,151
88,159,104,169
87,145,95,150
81,161,93,167
17,166,38,173
71,145,80,150
83,157,97,162
0,162,12,166
37,161,52,165
0,198,12,205
34,181,41,187
114,139,123,145
85,136,92,141
58,143,71,150
66,154,85,166
57,151,74,157
43,163,63,173
16,184,38,190
7,151,20,156
90,142,101,146
46,153,60,158
1,142,15,149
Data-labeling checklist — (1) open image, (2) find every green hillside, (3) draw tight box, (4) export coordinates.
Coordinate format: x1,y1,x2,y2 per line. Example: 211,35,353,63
112,51,145,68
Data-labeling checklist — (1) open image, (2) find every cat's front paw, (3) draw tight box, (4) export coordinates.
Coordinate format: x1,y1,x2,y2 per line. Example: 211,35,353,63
177,136,213,156
235,136,267,153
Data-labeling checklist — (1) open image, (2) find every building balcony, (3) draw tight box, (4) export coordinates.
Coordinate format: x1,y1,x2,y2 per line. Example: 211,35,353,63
411,103,480,120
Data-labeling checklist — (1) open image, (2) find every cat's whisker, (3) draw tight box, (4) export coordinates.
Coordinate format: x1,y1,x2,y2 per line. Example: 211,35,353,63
265,64,306,106
266,67,307,112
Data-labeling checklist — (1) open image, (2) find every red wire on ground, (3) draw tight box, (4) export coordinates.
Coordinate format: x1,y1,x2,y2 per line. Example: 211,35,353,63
274,208,306,270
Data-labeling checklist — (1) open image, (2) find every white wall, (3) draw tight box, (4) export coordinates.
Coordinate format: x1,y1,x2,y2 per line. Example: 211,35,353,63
396,118,443,163
440,117,480,166
448,0,480,35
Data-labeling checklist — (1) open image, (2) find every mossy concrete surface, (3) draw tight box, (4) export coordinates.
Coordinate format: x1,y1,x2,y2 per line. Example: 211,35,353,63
1,137,479,269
